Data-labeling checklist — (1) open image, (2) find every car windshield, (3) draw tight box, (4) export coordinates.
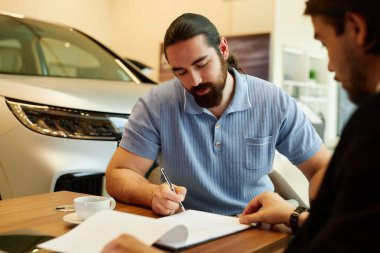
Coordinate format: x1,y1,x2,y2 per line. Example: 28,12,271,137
0,14,136,82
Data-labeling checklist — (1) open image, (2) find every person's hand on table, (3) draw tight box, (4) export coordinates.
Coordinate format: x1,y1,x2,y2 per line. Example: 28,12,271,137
151,183,187,215
239,192,295,226
101,234,163,253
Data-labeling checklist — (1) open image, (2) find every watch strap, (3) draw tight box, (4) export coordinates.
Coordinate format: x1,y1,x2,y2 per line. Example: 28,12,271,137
289,206,309,234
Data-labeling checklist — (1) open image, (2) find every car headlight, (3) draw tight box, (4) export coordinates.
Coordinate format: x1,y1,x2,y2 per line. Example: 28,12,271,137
6,98,128,141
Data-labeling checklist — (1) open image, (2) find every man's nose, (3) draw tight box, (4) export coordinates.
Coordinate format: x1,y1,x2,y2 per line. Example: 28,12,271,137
189,70,202,87
327,60,334,72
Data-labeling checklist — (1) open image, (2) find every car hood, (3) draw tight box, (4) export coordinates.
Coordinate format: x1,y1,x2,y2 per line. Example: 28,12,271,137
0,74,155,114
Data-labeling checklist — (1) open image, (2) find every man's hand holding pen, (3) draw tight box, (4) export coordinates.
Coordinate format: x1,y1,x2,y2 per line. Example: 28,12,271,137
151,182,187,215
149,168,186,216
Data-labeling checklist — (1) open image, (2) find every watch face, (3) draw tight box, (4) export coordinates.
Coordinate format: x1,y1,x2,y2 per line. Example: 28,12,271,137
0,234,55,252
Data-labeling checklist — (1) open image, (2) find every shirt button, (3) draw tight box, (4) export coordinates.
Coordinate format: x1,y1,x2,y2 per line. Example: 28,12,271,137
215,124,220,128
215,141,221,147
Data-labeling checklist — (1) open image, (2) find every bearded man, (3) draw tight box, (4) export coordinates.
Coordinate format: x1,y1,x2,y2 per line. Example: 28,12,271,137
106,13,330,216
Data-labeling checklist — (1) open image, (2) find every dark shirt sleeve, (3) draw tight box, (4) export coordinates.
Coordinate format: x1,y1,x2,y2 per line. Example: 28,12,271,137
286,94,380,253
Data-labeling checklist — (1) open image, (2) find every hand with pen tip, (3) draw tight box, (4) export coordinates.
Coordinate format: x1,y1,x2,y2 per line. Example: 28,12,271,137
151,168,187,216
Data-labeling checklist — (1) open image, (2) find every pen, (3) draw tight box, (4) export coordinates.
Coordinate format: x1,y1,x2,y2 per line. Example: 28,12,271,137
160,167,186,213
55,205,75,212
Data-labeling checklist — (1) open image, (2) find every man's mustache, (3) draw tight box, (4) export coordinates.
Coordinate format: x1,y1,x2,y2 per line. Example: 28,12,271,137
190,83,213,94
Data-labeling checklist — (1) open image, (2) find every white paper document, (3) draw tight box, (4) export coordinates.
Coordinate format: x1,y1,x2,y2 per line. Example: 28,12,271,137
38,209,251,252
155,209,251,250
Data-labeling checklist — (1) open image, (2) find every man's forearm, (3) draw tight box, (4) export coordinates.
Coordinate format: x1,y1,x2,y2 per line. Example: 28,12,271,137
308,164,327,200
106,168,159,207
297,145,331,201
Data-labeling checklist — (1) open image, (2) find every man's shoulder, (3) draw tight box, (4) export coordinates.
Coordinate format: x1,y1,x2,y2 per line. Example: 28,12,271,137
147,78,183,99
241,74,281,93
238,73,290,103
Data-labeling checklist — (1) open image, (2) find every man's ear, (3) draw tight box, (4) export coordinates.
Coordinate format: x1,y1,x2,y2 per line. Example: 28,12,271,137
345,12,367,47
219,37,229,60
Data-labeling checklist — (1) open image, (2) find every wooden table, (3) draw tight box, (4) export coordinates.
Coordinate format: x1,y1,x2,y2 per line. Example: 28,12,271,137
0,191,290,253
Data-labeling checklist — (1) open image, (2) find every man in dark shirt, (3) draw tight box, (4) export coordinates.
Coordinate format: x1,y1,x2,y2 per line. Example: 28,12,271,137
102,0,379,252
239,0,380,252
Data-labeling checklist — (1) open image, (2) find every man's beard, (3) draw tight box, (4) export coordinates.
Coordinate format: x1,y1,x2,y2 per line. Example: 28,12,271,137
189,58,228,108
343,48,371,104
347,69,369,104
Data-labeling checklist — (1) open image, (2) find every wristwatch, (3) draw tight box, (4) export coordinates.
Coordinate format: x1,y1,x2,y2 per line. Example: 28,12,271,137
289,206,309,234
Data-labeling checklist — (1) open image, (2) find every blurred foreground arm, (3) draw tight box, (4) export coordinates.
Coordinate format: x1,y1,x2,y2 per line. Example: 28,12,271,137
101,234,163,253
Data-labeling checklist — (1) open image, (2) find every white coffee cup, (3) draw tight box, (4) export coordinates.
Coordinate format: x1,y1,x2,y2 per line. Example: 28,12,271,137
74,196,116,220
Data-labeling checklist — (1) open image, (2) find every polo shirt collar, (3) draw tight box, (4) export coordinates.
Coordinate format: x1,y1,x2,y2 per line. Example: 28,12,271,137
183,68,251,115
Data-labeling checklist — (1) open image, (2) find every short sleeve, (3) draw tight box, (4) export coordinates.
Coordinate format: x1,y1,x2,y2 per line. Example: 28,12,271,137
119,88,161,160
276,97,323,165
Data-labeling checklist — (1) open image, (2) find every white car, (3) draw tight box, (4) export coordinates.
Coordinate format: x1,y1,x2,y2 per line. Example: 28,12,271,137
0,11,155,199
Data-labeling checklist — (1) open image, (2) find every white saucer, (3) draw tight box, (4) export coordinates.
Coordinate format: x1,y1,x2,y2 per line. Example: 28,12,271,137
63,212,83,225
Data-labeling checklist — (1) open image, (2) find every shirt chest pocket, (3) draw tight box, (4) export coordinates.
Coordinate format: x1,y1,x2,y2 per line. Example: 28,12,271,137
245,136,274,170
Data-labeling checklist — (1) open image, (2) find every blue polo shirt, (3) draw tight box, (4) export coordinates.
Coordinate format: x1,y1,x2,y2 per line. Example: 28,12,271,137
120,69,322,215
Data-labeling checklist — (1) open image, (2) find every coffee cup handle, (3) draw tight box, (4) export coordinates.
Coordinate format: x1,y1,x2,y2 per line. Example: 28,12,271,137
109,198,116,210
